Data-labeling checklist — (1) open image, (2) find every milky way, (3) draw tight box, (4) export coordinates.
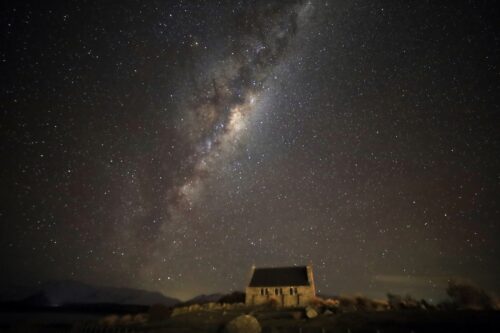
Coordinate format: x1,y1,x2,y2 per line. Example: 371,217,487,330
1,1,499,301
137,1,316,297
161,1,311,254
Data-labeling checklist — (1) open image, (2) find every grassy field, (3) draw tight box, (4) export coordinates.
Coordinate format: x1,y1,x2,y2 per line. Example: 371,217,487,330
1,306,500,333
162,308,500,333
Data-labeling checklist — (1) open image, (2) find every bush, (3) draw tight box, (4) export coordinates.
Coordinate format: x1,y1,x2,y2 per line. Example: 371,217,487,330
308,296,326,308
403,294,421,309
372,299,390,311
387,293,403,310
446,280,495,310
133,313,148,323
323,298,340,308
100,314,119,326
419,298,434,310
338,296,357,312
119,314,133,325
219,291,246,304
387,293,425,310
355,296,379,311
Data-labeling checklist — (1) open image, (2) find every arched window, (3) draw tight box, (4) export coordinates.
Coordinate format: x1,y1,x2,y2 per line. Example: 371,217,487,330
290,287,294,295
275,288,279,295
260,288,264,295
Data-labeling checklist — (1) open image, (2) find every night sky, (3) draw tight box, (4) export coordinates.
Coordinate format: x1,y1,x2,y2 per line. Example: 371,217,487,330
1,1,499,301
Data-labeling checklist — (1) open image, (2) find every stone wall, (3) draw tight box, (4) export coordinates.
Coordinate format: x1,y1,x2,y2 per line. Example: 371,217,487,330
245,285,315,307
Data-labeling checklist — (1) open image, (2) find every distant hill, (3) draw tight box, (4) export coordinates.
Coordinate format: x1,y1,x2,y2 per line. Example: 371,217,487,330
182,291,245,306
183,293,225,305
0,280,179,307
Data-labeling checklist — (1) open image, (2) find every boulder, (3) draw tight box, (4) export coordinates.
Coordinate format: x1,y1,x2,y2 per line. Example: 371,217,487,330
323,309,334,316
305,306,318,319
225,314,261,333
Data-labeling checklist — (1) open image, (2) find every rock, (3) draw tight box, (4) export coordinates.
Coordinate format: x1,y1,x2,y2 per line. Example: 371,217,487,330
225,314,261,333
305,306,318,319
323,309,334,316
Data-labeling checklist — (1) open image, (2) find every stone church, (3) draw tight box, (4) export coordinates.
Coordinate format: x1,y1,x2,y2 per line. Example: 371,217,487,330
245,265,316,307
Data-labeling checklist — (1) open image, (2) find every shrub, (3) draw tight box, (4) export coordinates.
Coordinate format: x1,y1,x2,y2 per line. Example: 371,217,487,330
386,293,425,310
309,296,326,308
323,298,340,308
355,296,377,311
446,280,495,310
119,314,133,325
372,299,390,311
338,296,357,312
133,313,148,323
387,293,403,310
419,299,434,310
100,314,119,326
403,294,420,309
219,291,246,304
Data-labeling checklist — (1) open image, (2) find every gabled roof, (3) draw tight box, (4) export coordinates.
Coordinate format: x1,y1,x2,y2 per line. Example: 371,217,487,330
248,266,310,287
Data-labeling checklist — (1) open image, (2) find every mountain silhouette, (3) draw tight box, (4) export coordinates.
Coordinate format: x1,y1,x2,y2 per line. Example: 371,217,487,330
1,280,179,306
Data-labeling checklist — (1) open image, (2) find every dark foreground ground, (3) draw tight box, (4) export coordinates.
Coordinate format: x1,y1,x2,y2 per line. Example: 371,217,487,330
1,306,500,333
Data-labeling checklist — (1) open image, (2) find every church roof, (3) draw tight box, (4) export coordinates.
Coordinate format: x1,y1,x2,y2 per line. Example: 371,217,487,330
248,266,310,287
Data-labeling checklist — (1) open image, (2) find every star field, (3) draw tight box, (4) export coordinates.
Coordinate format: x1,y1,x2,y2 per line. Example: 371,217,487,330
1,1,499,301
